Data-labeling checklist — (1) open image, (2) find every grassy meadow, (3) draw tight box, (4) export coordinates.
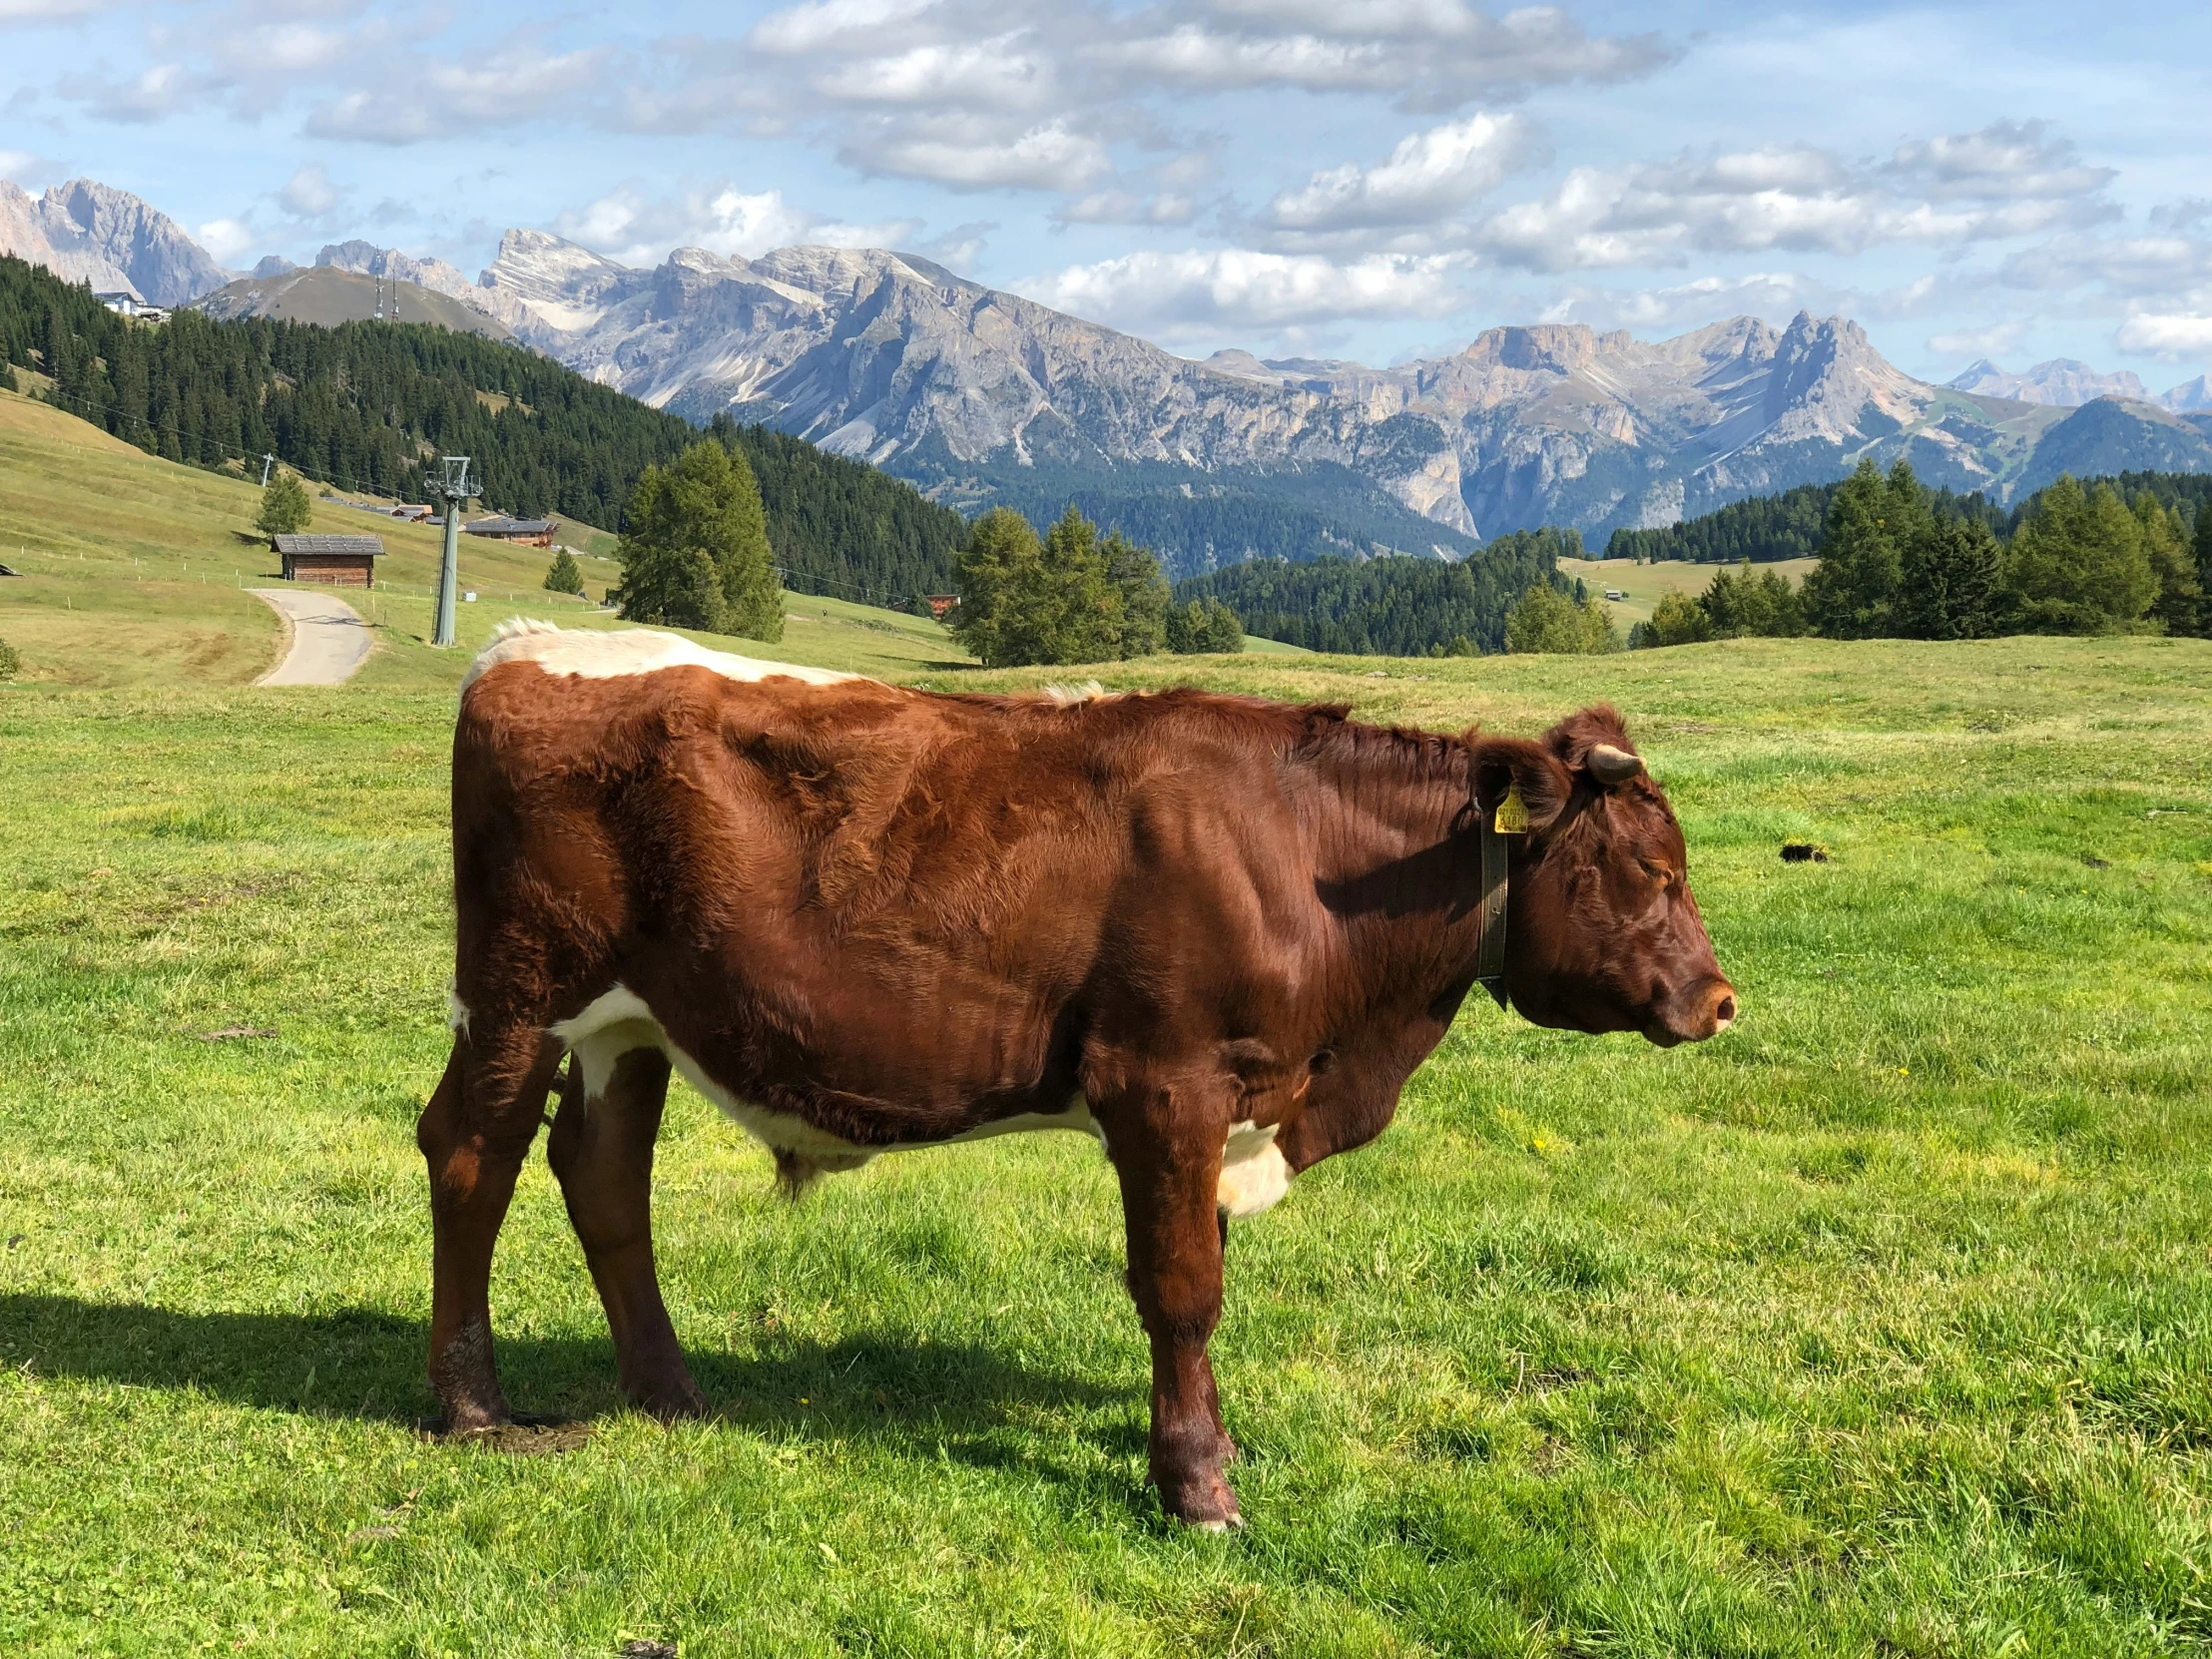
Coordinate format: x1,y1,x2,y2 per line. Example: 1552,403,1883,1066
4,393,2212,1656
1558,557,1821,633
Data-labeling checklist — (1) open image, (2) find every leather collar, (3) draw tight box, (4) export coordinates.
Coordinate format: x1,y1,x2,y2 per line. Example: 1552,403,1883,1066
1475,812,1510,1010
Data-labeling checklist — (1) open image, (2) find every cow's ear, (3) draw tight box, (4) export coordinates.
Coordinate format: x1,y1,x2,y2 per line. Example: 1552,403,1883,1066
1471,738,1573,833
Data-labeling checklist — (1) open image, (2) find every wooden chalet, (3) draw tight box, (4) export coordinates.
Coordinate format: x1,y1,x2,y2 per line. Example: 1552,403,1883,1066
463,516,561,548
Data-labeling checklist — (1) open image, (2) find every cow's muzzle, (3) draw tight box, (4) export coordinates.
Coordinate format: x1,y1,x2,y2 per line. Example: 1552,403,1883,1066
1646,976,1737,1046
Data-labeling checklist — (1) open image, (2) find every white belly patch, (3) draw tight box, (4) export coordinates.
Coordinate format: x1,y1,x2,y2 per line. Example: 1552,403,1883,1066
1218,1120,1291,1218
549,985,1098,1170
548,985,1293,1218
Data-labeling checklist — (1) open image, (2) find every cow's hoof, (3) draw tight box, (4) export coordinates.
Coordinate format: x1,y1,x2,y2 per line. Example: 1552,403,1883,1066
638,1382,711,1422
429,1399,512,1435
1157,1465,1242,1531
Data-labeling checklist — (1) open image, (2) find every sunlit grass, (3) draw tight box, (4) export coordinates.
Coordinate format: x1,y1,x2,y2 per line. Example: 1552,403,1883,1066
4,632,2210,1655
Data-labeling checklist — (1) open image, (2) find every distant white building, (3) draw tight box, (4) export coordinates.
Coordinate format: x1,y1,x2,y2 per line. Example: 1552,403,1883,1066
93,291,169,323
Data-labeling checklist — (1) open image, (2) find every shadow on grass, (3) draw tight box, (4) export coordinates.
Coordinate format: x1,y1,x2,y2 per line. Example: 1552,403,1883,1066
0,1295,1132,1466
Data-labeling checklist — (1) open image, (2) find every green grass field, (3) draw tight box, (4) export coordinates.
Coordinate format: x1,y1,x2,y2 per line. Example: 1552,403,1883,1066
4,393,2212,1656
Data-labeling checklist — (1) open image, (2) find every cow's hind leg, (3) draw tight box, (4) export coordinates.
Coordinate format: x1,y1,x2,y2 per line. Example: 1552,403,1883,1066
545,1043,707,1419
1099,1080,1240,1529
417,1023,563,1431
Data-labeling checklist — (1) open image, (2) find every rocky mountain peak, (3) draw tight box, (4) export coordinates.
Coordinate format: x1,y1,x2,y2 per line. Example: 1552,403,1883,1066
0,177,229,304
316,240,477,303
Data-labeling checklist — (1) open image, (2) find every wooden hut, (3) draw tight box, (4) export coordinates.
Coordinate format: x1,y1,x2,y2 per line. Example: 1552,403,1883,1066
274,533,383,588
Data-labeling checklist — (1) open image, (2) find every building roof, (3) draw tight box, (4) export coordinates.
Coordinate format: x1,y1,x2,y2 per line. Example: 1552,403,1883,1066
464,516,560,536
274,534,384,555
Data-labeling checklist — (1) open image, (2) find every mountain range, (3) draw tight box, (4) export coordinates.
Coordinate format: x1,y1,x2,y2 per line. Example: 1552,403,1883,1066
1943,356,2212,411
8,175,2212,574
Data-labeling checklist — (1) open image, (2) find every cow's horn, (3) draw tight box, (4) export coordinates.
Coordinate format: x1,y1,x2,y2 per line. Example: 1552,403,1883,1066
1586,744,1644,785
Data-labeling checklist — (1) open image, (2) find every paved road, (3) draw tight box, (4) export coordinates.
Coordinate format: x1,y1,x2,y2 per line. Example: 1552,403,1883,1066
249,587,373,686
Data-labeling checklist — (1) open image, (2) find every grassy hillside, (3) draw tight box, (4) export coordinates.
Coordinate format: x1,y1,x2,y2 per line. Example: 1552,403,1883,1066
0,388,1311,684
1559,555,1818,630
3,628,2209,1653
193,266,514,341
0,387,975,686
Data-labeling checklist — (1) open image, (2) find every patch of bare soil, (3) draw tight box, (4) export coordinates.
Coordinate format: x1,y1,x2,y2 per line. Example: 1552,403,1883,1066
418,1413,595,1454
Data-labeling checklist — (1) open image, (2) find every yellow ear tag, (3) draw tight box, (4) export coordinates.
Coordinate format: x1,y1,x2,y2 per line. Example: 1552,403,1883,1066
1493,783,1531,834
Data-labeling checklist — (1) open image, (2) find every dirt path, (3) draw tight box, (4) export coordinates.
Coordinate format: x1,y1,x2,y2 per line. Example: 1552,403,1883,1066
248,588,373,686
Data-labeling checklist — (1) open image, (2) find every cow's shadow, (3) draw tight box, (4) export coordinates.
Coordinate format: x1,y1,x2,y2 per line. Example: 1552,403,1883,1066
0,1294,1140,1479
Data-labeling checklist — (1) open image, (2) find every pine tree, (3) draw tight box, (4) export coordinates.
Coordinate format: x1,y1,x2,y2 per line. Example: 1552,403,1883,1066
1897,518,2002,639
255,469,312,537
2003,476,2156,633
1801,459,1907,638
542,547,585,595
1703,560,1808,637
949,508,1045,667
2138,494,2203,636
1166,597,1245,654
715,443,783,642
614,442,781,640
1102,529,1168,657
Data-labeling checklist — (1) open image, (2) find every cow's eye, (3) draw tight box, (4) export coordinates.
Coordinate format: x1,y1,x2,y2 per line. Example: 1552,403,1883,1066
1640,859,1675,889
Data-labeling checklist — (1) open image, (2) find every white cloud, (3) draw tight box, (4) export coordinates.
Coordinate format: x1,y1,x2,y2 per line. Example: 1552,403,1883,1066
1054,189,1198,227
0,0,111,21
277,163,339,219
847,118,1111,191
551,182,919,267
717,0,1667,197
0,147,59,185
815,36,1055,111
915,220,995,266
1263,113,1533,237
1473,124,2120,274
1017,247,1465,338
2115,306,2212,357
1537,271,1818,331
1886,120,2112,204
1927,320,2030,357
1091,2,1670,106
196,216,256,264
305,42,609,143
69,61,196,123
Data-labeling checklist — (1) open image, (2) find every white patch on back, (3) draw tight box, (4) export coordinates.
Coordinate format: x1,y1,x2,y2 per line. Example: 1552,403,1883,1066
1218,1120,1291,1219
462,618,861,695
548,984,1097,1171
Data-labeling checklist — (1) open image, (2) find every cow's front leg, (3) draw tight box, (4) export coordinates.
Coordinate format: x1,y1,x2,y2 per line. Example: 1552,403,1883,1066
416,1025,563,1431
546,1044,707,1420
1102,1087,1239,1529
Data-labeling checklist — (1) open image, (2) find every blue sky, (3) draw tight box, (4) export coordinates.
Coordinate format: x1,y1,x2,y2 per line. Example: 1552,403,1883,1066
5,0,2211,384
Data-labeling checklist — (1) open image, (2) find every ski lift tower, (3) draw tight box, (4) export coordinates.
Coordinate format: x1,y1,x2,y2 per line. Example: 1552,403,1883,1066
431,455,477,648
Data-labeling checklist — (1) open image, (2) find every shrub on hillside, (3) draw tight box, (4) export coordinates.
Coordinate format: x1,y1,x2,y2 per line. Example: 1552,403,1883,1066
614,441,782,643
1631,563,1809,649
1166,596,1244,654
1504,583,1621,654
1632,591,1713,649
0,637,17,681
255,469,312,538
543,547,585,595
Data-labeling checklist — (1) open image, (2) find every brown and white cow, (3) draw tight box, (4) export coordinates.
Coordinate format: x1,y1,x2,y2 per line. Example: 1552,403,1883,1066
421,619,1734,1527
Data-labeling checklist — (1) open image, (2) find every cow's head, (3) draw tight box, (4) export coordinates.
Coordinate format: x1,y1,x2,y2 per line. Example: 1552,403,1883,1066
1472,706,1735,1046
